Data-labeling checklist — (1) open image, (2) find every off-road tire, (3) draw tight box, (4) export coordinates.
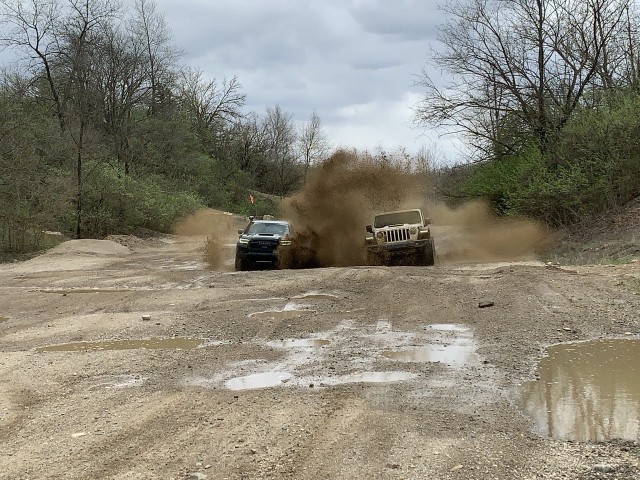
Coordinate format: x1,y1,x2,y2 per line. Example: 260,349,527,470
366,250,382,266
235,254,248,271
423,238,435,266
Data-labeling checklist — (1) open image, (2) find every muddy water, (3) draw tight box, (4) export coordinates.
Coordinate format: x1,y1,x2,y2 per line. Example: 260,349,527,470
0,316,8,323
226,372,293,390
267,339,330,348
519,339,640,441
382,323,479,366
37,337,206,352
382,344,478,365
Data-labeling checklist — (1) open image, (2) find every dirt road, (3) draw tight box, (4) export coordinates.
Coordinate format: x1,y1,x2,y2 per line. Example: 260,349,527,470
1,234,639,479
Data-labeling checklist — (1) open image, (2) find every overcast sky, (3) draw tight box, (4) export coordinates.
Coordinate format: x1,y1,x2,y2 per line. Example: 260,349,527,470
159,0,462,161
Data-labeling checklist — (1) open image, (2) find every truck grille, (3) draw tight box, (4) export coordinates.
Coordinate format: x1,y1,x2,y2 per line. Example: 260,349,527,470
383,228,410,242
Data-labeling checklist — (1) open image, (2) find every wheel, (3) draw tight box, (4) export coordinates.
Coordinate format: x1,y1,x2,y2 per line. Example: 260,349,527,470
235,254,247,271
366,250,381,266
423,238,435,266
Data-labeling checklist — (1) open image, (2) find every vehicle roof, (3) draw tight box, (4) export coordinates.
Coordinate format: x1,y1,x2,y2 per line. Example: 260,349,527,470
249,219,290,224
374,209,422,216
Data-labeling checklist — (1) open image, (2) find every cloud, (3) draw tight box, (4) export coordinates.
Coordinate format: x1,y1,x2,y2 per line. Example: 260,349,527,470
132,1,456,159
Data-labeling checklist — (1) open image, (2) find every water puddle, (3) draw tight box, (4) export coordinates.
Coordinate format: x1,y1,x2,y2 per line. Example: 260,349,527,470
34,288,135,294
519,339,640,441
250,310,313,320
294,292,337,300
382,344,478,365
267,339,330,349
0,316,8,323
381,323,478,366
226,372,293,390
37,337,206,352
429,323,467,332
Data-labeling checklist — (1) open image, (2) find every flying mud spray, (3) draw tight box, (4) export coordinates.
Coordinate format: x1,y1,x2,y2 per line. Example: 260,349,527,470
178,150,551,270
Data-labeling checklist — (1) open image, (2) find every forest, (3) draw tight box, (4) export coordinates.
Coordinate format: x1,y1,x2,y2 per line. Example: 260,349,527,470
2,0,640,257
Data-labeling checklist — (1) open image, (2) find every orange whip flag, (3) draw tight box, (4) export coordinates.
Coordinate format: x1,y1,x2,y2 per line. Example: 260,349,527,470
249,194,254,204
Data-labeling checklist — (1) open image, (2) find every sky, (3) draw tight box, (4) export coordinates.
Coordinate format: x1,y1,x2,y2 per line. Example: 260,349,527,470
159,0,463,162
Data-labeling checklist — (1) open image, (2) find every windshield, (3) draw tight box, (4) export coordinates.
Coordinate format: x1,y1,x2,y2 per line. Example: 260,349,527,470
374,211,422,228
246,222,289,236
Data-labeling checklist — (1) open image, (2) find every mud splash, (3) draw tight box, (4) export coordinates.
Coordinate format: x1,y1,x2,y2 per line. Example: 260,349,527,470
173,209,244,271
281,150,421,267
519,338,640,441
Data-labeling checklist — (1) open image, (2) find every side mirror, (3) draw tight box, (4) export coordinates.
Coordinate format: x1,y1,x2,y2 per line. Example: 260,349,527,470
366,225,373,233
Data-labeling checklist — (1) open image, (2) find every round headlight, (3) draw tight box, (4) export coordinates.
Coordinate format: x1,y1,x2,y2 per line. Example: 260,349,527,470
376,231,384,239
409,227,418,235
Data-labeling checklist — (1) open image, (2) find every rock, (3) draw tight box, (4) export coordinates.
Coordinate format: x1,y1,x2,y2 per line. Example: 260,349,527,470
478,300,495,308
450,464,464,471
592,464,616,473
142,314,151,321
187,473,207,480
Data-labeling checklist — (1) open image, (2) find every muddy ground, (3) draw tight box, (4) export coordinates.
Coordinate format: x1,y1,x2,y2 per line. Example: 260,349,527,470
1,227,640,479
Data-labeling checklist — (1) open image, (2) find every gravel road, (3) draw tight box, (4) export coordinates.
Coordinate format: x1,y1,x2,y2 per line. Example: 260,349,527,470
1,233,639,479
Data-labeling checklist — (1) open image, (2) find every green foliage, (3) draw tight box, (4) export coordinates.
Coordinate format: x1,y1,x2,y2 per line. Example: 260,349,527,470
73,162,205,237
454,89,640,227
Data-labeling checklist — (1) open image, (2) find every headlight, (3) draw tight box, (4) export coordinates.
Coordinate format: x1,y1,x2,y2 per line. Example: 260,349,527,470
238,237,249,245
376,231,384,239
418,228,430,239
409,227,418,235
280,240,292,246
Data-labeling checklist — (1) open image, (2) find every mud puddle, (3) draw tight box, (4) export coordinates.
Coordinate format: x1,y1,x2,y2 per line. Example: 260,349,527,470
293,292,337,301
34,288,136,294
381,323,478,366
382,344,478,365
0,316,8,323
267,339,330,348
226,372,293,390
519,338,640,441
37,337,207,352
250,309,314,320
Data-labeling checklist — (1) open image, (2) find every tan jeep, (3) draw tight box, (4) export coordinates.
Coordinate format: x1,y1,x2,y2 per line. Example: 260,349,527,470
365,209,435,266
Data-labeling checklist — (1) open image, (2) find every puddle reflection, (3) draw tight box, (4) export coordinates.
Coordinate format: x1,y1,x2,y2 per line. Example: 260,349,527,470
226,372,293,390
519,339,640,441
268,339,330,349
382,344,478,365
37,337,206,352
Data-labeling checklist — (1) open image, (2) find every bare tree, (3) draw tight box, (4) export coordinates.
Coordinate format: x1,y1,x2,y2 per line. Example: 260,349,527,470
264,105,300,197
415,0,629,161
0,0,65,129
130,0,178,115
298,109,329,182
178,67,245,138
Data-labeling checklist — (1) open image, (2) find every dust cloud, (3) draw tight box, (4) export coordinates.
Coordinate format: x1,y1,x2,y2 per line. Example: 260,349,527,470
428,201,551,263
172,209,243,270
281,150,550,267
280,150,421,267
177,151,551,270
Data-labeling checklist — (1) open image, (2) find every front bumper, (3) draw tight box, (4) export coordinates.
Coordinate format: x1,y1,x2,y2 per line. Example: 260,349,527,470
366,239,430,256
